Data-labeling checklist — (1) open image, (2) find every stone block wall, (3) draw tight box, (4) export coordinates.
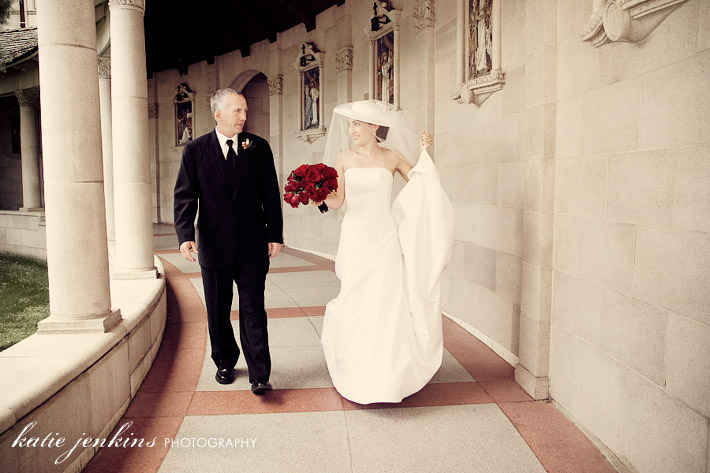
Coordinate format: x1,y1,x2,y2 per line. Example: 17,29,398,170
0,210,47,260
551,1,710,472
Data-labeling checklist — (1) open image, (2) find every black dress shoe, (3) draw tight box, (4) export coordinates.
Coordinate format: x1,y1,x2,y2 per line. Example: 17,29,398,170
251,381,272,395
215,368,235,385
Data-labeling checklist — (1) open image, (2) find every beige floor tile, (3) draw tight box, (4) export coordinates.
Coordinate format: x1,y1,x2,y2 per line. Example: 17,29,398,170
269,252,317,268
346,405,546,473
267,269,340,288
159,411,351,473
159,252,201,274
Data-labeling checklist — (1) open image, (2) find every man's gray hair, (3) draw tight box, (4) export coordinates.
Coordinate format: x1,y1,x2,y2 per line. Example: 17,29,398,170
210,88,242,118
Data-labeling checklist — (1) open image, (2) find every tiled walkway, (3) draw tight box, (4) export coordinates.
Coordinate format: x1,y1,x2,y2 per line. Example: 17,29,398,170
83,224,618,473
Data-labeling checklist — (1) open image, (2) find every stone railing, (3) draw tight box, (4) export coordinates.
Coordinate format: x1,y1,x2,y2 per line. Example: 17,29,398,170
0,256,167,473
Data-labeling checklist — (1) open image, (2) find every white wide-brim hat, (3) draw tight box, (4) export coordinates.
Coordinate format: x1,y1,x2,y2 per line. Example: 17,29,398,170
333,100,393,127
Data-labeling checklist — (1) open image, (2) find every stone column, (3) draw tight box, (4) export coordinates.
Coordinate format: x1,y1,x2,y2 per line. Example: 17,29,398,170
515,0,558,399
98,56,115,242
109,0,156,278
36,0,120,333
14,88,42,211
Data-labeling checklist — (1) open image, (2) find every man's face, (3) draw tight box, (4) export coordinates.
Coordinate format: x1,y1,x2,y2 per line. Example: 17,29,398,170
216,93,248,137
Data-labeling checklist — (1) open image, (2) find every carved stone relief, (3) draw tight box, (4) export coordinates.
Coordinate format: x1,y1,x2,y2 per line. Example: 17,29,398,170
414,0,435,32
582,0,690,47
268,75,283,96
336,47,353,72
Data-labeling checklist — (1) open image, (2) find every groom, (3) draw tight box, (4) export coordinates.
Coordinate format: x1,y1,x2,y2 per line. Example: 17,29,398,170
174,88,283,394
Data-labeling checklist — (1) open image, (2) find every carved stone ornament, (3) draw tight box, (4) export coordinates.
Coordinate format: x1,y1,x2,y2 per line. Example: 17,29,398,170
98,57,111,80
268,75,283,96
148,104,159,118
414,0,435,32
15,88,40,108
335,47,353,72
108,0,145,10
293,42,324,72
581,0,689,47
450,70,505,106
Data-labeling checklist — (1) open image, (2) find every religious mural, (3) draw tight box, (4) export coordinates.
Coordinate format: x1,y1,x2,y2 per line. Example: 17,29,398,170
376,31,394,105
174,83,194,146
469,0,492,79
303,67,320,130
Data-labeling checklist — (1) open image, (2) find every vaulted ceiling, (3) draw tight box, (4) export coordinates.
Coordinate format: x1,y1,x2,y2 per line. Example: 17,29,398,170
143,0,345,75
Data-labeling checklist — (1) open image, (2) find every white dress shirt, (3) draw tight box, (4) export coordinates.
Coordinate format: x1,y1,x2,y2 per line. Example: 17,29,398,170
215,128,239,160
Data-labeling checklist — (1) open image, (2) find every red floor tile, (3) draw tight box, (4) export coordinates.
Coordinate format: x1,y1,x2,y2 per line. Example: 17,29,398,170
301,306,326,316
499,401,618,473
125,392,194,418
479,380,533,403
82,417,184,473
442,316,515,381
139,368,200,394
187,388,344,415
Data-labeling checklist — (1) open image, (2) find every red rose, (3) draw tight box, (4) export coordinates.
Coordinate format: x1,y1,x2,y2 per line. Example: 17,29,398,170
294,164,309,179
298,193,309,205
315,187,329,201
325,178,338,191
306,167,322,183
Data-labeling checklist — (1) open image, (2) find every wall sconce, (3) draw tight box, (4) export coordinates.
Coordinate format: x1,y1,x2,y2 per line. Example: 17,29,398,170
299,44,316,67
370,1,391,32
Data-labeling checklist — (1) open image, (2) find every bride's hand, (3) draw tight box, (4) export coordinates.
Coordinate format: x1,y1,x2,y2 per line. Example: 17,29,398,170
419,131,432,151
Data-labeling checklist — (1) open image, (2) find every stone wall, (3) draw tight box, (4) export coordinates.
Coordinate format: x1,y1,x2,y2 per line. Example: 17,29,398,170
0,210,46,260
551,1,710,472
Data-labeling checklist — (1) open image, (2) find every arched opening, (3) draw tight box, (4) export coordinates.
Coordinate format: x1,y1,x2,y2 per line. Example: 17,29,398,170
238,73,270,140
0,96,22,210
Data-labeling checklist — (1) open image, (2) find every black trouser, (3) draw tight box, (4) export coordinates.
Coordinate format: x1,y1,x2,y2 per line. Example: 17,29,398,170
201,256,271,384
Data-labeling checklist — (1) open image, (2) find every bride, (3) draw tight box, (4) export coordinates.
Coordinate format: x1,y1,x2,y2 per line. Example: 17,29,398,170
317,100,454,404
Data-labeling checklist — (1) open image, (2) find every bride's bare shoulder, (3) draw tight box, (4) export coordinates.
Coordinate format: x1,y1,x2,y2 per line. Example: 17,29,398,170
384,148,413,167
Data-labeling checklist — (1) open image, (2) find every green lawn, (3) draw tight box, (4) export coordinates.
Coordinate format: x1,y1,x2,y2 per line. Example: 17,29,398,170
0,253,49,351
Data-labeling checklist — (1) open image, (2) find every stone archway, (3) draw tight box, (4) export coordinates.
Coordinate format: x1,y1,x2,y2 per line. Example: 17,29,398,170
230,70,269,140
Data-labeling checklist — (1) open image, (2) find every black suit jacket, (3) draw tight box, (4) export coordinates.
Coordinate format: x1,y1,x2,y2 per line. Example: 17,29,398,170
174,130,283,268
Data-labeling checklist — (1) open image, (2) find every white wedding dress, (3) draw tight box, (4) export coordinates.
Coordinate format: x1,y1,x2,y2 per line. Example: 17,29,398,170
321,151,455,404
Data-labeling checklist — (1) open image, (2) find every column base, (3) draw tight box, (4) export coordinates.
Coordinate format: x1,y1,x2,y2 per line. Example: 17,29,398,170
515,364,550,400
19,207,43,213
37,309,122,334
111,267,158,280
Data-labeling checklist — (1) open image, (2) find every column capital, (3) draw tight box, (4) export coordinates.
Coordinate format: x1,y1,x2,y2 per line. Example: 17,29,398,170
148,103,159,118
268,75,283,96
98,57,111,79
15,88,40,108
414,0,435,32
335,47,353,72
108,0,145,12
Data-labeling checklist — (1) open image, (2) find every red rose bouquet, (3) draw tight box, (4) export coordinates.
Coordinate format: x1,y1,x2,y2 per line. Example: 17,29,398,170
283,163,338,213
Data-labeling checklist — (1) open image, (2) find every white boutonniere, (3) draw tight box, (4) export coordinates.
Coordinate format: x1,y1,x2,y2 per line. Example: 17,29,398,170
241,138,255,151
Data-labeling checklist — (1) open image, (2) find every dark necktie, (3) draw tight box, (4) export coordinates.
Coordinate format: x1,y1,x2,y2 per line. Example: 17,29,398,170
225,139,237,174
